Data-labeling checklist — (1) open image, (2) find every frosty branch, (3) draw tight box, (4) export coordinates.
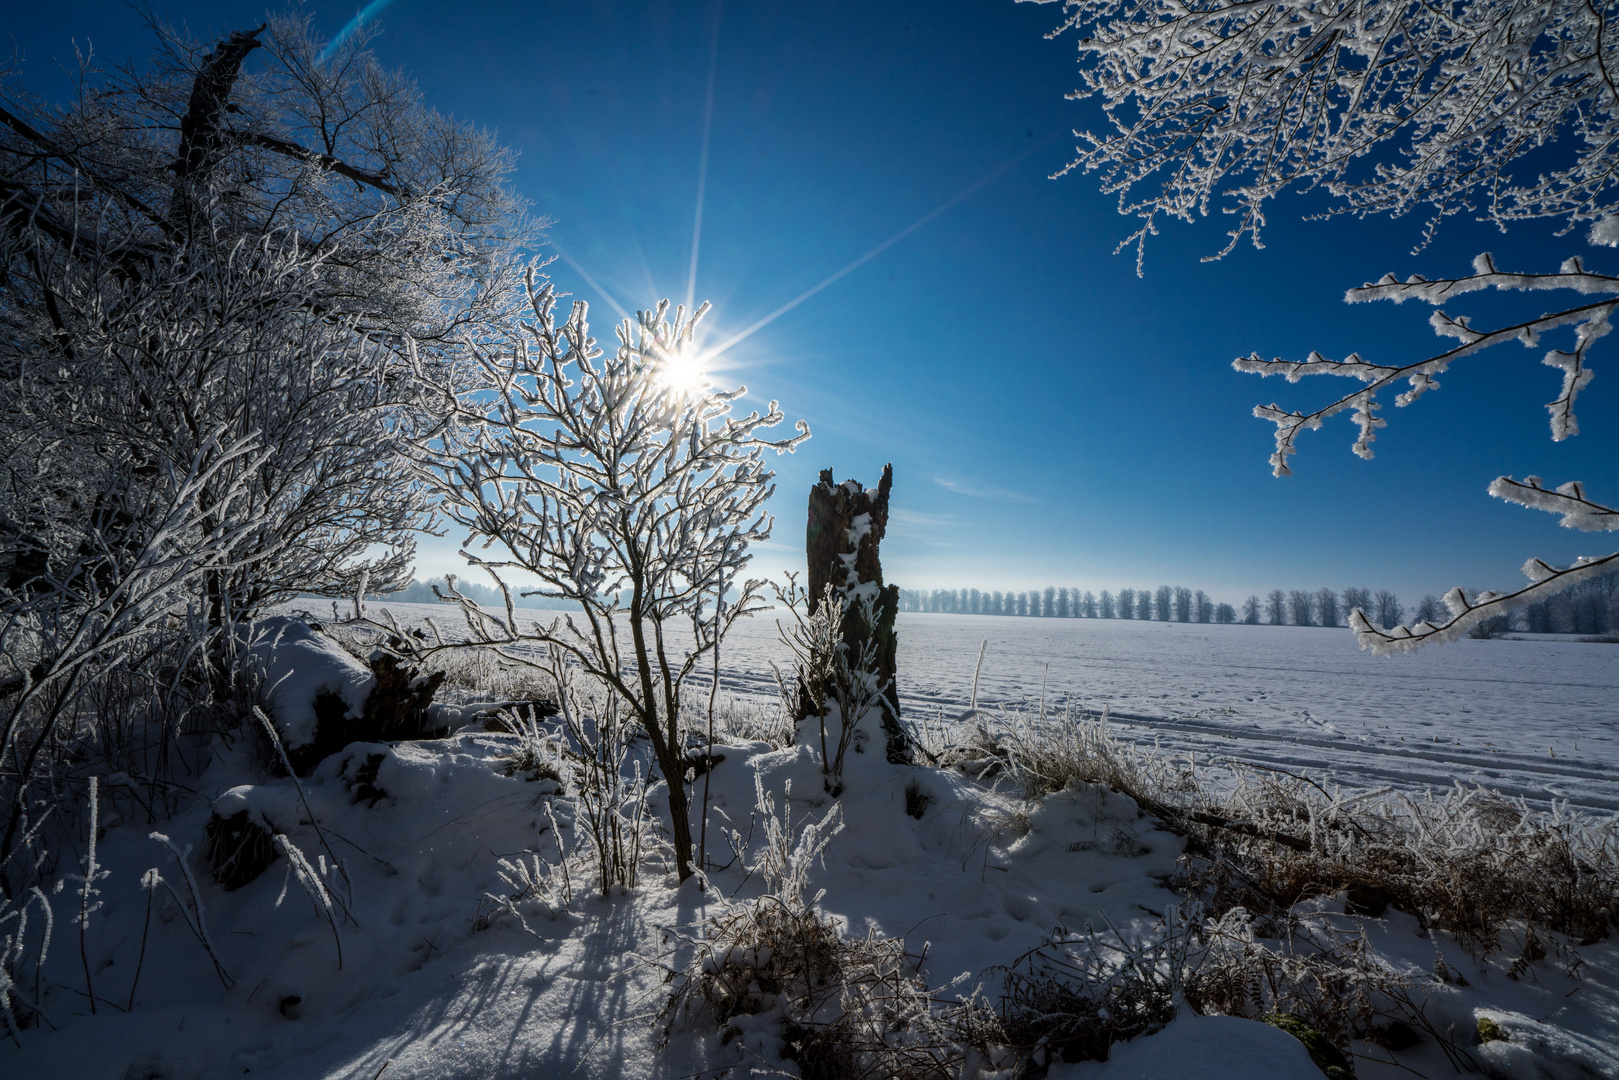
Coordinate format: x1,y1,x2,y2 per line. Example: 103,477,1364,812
1237,253,1619,653
1237,254,1616,475
1035,0,1619,268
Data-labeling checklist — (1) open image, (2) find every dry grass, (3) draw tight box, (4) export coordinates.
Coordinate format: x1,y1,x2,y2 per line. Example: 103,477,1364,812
912,700,1619,1074
1182,774,1619,957
950,704,1618,960
993,903,1429,1074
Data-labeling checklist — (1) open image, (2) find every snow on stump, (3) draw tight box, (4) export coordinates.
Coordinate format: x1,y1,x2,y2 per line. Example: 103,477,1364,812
243,616,448,776
203,785,300,890
801,465,911,764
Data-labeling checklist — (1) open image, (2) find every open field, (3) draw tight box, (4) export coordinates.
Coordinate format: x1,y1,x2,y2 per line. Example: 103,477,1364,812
354,602,1619,810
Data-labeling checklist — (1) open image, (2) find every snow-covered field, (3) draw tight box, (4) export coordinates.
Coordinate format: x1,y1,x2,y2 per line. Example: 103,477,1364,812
876,614,1619,811
6,603,1616,1079
349,603,1619,809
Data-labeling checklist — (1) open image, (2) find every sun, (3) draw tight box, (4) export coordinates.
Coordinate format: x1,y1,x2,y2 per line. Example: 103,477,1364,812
658,348,709,392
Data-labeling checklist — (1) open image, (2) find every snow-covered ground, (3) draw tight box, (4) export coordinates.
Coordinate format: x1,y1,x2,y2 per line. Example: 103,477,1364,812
6,604,1616,1078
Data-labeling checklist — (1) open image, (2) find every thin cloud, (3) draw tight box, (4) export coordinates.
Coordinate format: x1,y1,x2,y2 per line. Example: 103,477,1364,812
932,476,1038,503
888,507,962,547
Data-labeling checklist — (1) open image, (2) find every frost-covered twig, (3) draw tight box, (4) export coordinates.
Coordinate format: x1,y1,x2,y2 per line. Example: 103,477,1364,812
1488,476,1619,532
1236,255,1618,475
273,834,343,969
147,832,233,989
0,885,54,1039
127,870,157,1012
252,706,357,924
1350,550,1619,654
545,655,652,897
66,778,110,1013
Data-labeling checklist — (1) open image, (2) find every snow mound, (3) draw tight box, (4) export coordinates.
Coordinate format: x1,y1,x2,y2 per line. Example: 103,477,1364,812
243,616,375,749
1475,1008,1619,1079
1048,1011,1325,1080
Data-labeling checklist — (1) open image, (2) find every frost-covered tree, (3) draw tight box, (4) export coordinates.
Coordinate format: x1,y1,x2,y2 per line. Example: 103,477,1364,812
1056,587,1070,618
1173,586,1192,622
1195,590,1213,623
1374,590,1405,630
1289,590,1316,627
1216,602,1236,624
1242,595,1261,625
1155,585,1173,621
0,16,523,623
1316,588,1341,628
1136,590,1153,619
0,15,523,884
1082,590,1098,617
419,279,807,882
1033,0,1619,652
1115,588,1133,619
1413,595,1446,624
1266,590,1287,625
1043,586,1057,616
1099,590,1115,618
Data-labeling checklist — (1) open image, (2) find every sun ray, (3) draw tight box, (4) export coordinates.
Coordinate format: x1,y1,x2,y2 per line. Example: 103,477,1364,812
705,140,1050,361
686,0,725,315
549,242,632,322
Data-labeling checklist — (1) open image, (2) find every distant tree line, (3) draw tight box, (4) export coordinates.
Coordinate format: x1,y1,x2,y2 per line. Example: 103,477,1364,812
1518,572,1619,635
385,576,574,610
899,573,1619,635
898,586,1236,623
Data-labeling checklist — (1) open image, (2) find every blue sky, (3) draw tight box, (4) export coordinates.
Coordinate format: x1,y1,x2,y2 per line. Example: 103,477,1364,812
9,0,1617,605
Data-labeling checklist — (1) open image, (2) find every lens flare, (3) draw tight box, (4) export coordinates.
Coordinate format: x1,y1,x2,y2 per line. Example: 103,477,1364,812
318,0,399,64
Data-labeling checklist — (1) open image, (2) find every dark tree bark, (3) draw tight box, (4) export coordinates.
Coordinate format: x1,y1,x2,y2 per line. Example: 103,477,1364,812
802,465,911,764
168,26,266,224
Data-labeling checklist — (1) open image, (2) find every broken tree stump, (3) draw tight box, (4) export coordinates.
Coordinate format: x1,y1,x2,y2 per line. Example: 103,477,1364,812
802,465,912,764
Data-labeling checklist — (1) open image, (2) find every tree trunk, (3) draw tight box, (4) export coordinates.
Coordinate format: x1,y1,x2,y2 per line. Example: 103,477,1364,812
802,465,911,764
